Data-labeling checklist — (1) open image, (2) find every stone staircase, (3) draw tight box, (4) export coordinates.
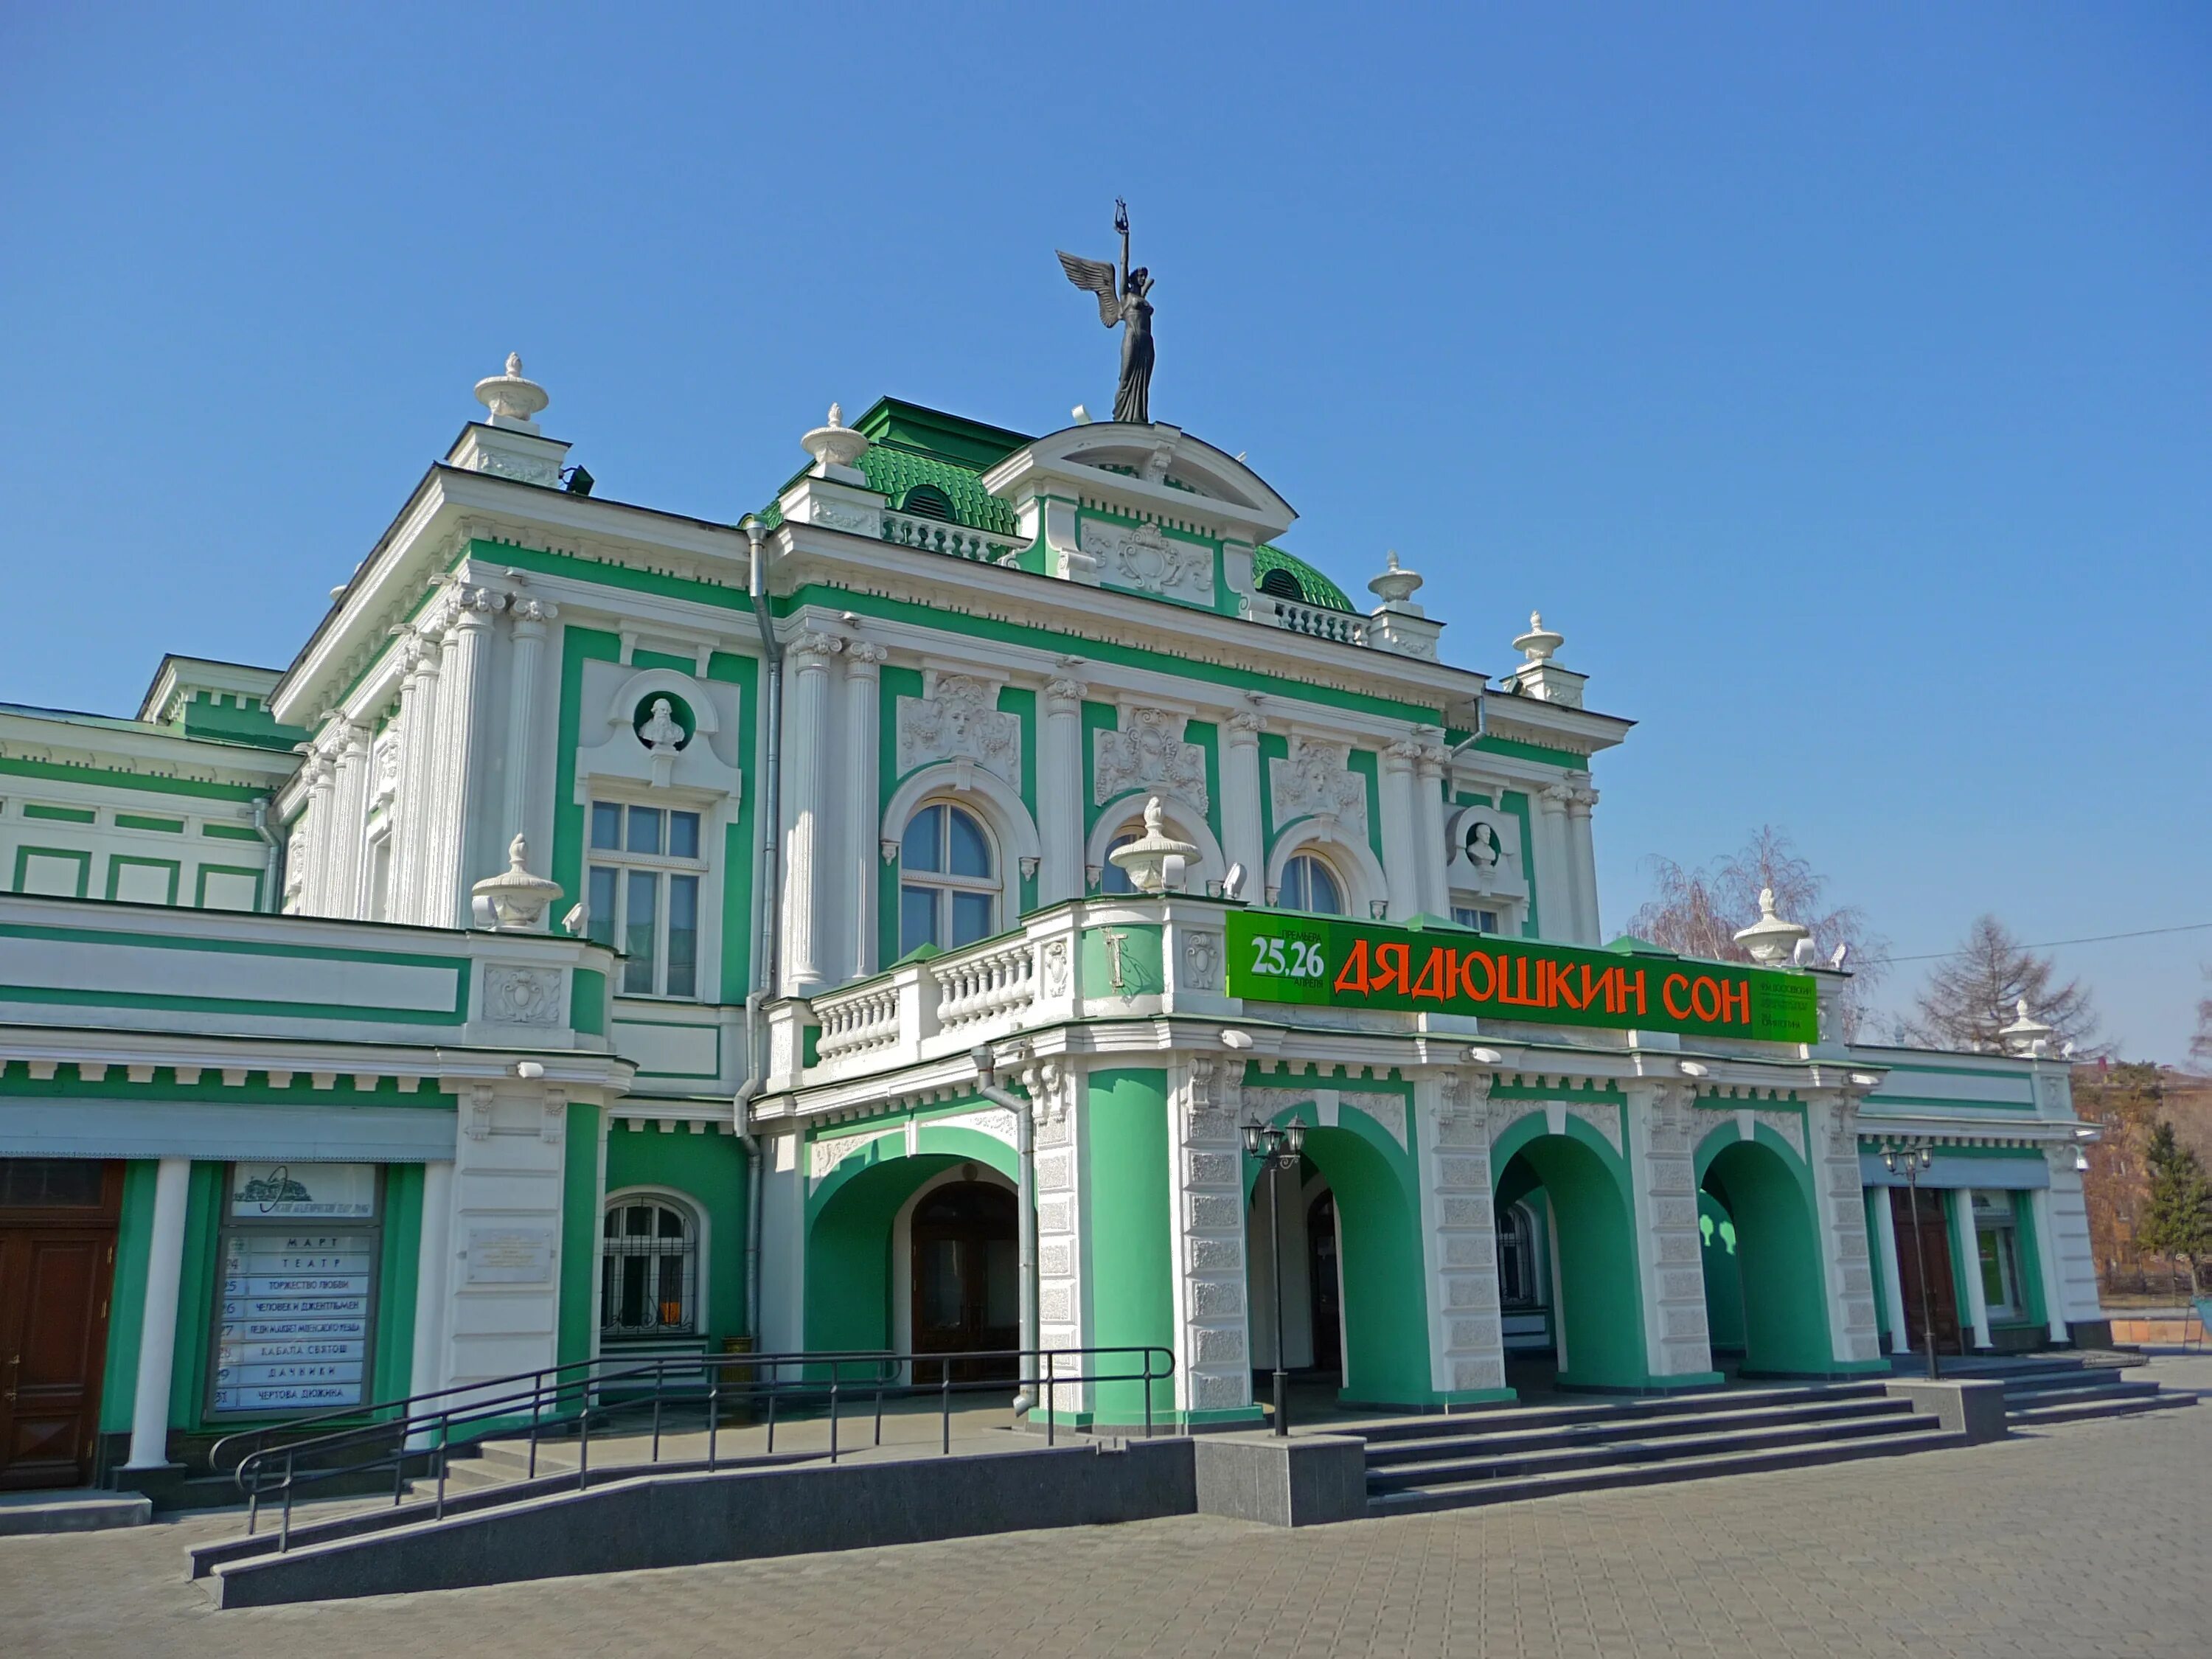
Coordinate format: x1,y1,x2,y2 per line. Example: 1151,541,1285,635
1992,1357,2198,1427
1363,1382,1960,1515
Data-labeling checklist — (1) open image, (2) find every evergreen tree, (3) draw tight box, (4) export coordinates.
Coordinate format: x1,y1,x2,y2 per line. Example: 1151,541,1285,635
2136,1119,2212,1295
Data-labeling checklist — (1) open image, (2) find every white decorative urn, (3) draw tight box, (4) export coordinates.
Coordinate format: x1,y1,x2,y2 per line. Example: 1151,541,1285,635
473,835,565,931
1106,797,1200,894
473,352,550,432
1731,887,1811,966
801,401,870,478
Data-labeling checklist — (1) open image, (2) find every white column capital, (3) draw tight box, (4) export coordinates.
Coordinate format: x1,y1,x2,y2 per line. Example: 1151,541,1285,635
1044,675,1088,712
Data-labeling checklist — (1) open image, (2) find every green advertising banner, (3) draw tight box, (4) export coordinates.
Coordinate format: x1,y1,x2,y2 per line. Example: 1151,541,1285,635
1224,911,1820,1044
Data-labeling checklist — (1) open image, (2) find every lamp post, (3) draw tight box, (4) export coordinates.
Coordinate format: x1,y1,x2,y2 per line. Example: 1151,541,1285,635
1879,1138,1941,1380
1242,1118,1307,1436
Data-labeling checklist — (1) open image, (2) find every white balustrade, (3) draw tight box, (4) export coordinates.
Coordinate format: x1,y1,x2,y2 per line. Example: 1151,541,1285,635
813,983,903,1061
880,510,1018,565
931,939,1038,1030
1269,596,1368,646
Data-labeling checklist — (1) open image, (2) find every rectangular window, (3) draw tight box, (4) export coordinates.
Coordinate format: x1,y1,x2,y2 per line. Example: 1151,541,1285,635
1972,1189,2022,1319
1453,906,1501,933
588,801,709,999
209,1162,382,1419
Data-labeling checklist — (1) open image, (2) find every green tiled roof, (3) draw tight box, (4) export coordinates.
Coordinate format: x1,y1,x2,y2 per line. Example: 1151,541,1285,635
860,445,1021,536
1253,544,1354,612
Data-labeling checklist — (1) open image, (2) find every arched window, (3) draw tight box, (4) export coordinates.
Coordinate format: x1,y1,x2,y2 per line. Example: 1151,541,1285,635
1497,1202,1537,1308
1257,566,1307,602
1278,852,1343,914
900,802,997,956
1099,825,1141,894
600,1196,698,1336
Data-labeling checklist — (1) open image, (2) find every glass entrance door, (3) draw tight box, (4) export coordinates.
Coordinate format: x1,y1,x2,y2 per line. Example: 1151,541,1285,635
910,1181,1018,1382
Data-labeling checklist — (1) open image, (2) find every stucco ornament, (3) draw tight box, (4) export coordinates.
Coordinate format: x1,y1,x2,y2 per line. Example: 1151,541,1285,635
1078,518,1213,605
472,835,563,931
1269,737,1367,835
1107,797,1199,894
1093,705,1207,810
895,671,1021,787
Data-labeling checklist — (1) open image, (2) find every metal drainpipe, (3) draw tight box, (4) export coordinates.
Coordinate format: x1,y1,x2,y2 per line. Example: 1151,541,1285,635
251,795,282,914
971,1048,1040,1416
733,516,782,1345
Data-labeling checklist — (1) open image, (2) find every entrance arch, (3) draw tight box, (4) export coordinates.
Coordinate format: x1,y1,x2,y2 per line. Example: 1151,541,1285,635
1244,1098,1430,1408
1694,1121,1833,1376
1492,1114,1646,1390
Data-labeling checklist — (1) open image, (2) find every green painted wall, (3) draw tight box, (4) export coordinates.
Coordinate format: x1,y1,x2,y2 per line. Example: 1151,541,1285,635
804,1153,954,1354
557,1102,605,1366
1085,1068,1175,1422
1698,1189,1745,1352
373,1165,423,1408
1494,1127,1646,1388
605,1128,751,1341
167,1161,224,1429
98,1161,157,1433
1301,1124,1431,1406
1704,1141,1833,1374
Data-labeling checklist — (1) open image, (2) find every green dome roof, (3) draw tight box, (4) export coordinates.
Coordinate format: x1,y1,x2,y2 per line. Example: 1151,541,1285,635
1251,544,1354,612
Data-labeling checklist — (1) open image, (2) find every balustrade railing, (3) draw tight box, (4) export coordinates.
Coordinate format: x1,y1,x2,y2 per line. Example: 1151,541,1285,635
880,510,1018,565
814,984,902,1062
932,939,1038,1030
1269,596,1368,645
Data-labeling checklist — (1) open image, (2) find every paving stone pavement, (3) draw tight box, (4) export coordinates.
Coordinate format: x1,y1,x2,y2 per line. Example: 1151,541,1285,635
7,1357,2210,1659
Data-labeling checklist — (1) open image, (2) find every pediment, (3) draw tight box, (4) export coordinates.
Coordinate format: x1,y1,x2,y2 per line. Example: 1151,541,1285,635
979,421,1295,545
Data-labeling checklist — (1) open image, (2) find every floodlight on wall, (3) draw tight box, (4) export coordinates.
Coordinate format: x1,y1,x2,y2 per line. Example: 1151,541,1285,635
1467,1046,1504,1066
1677,1060,1710,1079
1848,1072,1882,1088
1220,1029,1253,1050
513,1060,546,1080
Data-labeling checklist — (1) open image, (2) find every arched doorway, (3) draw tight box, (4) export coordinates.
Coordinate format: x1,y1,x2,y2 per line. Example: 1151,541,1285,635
1699,1133,1833,1375
1492,1121,1646,1391
1245,1119,1429,1408
909,1178,1019,1381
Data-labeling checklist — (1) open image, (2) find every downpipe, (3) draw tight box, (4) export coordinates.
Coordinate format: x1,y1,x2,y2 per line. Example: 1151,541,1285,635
970,1046,1040,1418
734,516,783,1345
252,795,282,914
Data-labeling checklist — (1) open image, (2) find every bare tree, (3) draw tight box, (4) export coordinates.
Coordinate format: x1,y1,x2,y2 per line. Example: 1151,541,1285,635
2193,965,2211,1071
1624,826,1888,1039
1896,914,2102,1055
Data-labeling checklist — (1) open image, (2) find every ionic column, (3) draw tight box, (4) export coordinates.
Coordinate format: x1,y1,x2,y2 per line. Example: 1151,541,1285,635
1565,780,1601,944
844,641,888,977
324,720,373,918
1873,1186,1912,1354
1380,739,1424,921
409,1160,455,1409
1949,1189,1994,1350
422,585,505,928
2027,1185,2070,1343
1038,675,1088,904
501,596,559,855
1415,745,1451,919
122,1157,192,1470
1220,705,1266,895
781,629,843,995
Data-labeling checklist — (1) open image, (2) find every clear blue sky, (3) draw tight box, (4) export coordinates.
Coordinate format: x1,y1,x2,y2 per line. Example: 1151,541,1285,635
4,4,2206,1060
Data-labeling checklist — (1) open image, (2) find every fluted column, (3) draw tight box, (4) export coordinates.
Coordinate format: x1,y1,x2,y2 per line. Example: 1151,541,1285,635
1039,675,1088,903
324,720,373,918
1221,706,1266,896
1380,739,1423,921
501,595,559,855
1534,781,1574,942
300,742,340,915
122,1157,192,1470
781,629,843,995
1565,779,1601,943
422,585,505,928
391,626,443,925
844,640,888,978
1416,744,1451,919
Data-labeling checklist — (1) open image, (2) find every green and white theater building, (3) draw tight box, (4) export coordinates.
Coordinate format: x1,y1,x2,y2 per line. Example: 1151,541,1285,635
0,358,2107,1492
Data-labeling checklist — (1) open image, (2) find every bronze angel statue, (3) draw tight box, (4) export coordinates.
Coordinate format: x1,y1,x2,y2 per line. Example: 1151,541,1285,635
1057,199,1155,424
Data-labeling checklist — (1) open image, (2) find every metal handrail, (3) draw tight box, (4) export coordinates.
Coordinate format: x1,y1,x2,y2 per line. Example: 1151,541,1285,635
219,1344,1174,1554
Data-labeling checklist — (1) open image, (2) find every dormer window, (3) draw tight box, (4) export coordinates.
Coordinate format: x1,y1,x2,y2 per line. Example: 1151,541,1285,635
899,485,956,522
1257,567,1307,603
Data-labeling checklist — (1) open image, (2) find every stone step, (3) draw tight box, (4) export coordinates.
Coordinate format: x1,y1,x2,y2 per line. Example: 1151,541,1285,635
0,1489,153,1536
2007,1391,2198,1429
1366,1408,1930,1494
1352,1381,1892,1447
1368,1421,1964,1514
2003,1371,2156,1400
1363,1394,1916,1469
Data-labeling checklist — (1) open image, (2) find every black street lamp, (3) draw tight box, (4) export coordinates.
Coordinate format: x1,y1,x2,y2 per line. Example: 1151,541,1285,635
1242,1119,1307,1437
1879,1138,1941,1380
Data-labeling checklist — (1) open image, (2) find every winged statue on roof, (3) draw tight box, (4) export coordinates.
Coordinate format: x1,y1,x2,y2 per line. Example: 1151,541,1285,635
1057,198,1155,425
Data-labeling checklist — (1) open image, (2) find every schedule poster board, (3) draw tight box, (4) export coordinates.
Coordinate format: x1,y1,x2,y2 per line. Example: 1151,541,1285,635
1225,911,1820,1044
210,1163,382,1418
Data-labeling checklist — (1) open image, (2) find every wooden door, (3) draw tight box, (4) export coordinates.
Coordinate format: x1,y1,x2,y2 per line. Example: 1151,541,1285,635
0,1161,122,1489
910,1182,1018,1384
1307,1191,1341,1374
1889,1186,1963,1357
